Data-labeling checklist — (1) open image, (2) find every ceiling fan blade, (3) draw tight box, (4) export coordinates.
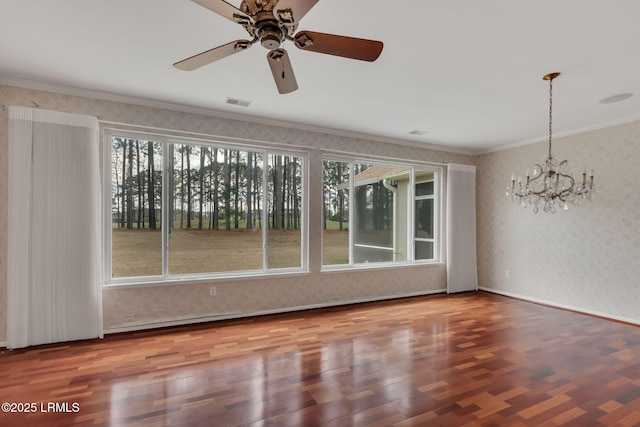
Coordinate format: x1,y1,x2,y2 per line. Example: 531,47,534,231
173,40,253,71
294,31,383,62
267,49,298,94
274,0,319,24
191,0,253,25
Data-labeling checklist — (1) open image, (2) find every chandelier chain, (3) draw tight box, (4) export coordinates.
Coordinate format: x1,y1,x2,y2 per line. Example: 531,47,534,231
548,77,553,160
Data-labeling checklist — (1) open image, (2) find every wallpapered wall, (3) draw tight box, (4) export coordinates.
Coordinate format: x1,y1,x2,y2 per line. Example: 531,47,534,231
3,84,639,343
477,120,640,323
0,84,475,341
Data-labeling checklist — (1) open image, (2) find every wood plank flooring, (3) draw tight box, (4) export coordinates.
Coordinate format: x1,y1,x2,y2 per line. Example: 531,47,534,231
1,291,639,426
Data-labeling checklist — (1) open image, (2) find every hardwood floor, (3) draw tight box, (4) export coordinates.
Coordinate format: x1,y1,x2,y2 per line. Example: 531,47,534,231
1,291,639,426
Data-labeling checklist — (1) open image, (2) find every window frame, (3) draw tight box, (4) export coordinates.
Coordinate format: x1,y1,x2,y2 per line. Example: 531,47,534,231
103,129,309,286
414,175,437,261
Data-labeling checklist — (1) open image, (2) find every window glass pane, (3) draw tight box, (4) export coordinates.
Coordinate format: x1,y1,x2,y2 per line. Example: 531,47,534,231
353,164,409,263
416,180,434,196
323,160,350,265
415,198,434,239
111,137,163,278
415,241,434,260
267,154,303,269
168,145,264,274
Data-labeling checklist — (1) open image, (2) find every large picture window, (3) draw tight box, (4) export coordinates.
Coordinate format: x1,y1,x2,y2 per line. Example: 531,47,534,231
323,159,439,267
107,133,305,283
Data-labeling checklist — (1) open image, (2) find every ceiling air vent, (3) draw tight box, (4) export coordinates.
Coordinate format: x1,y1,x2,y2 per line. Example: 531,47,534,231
226,97,252,107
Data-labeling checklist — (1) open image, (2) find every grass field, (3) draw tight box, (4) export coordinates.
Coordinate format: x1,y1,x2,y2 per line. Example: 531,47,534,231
111,227,349,278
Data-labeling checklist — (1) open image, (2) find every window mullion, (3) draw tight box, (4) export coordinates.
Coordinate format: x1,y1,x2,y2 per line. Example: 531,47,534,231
348,161,355,266
162,141,170,278
103,131,114,281
262,151,269,271
409,167,415,262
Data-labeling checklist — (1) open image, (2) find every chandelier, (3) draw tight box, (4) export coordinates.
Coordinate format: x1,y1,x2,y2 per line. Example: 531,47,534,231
507,72,594,213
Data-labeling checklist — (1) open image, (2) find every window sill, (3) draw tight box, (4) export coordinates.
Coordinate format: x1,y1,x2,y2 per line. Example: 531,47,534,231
320,260,444,274
103,268,310,289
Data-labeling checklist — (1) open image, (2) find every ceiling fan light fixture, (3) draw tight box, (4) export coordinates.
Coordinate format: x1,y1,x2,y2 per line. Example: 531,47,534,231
257,22,284,49
260,34,281,49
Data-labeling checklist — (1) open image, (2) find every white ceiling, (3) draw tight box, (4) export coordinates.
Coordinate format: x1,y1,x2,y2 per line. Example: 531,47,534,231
1,0,640,153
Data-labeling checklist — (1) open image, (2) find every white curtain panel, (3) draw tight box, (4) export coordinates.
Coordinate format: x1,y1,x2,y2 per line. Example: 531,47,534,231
7,106,103,349
446,164,478,293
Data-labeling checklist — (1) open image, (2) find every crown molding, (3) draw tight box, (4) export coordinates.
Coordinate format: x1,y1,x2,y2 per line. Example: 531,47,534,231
0,75,478,157
479,112,640,155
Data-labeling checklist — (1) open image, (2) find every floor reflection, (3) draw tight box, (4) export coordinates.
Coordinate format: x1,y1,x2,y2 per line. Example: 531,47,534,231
9,293,638,425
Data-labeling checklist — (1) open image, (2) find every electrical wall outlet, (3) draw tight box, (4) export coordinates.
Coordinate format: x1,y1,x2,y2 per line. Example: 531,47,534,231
209,286,217,296
505,270,510,279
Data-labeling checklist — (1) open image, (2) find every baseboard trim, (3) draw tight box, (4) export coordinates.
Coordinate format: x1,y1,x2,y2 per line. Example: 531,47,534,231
104,289,448,335
479,287,640,326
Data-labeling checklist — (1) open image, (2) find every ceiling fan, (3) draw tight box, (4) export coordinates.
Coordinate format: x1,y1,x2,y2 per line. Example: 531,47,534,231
173,0,384,94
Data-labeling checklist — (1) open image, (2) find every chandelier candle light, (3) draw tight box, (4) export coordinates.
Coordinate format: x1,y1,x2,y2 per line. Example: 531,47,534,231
507,72,594,213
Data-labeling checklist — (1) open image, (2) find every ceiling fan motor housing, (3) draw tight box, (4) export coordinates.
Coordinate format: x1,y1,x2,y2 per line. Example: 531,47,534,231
239,0,297,50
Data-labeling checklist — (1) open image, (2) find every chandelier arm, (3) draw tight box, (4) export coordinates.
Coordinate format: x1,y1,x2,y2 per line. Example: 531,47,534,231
530,188,549,196
558,172,575,190
531,163,543,178
528,174,544,184
557,173,576,202
527,173,545,195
